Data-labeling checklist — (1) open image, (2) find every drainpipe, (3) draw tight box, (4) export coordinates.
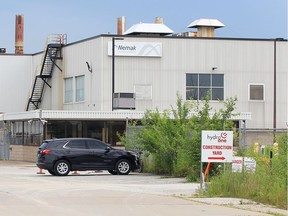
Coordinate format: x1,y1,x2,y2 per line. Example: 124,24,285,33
273,38,284,143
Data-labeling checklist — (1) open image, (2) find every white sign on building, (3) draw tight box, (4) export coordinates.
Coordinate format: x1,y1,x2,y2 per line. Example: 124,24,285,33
201,130,233,163
108,42,162,57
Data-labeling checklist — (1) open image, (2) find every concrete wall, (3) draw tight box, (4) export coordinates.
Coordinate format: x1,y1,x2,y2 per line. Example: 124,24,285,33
9,145,38,162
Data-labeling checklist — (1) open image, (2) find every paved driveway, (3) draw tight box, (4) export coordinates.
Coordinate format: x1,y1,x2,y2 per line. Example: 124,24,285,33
0,161,285,216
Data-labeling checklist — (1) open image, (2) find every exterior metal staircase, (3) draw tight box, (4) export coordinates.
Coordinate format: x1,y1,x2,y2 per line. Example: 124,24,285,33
26,34,67,111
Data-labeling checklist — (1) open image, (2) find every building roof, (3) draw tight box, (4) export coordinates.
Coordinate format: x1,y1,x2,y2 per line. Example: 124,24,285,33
124,23,174,35
187,19,225,29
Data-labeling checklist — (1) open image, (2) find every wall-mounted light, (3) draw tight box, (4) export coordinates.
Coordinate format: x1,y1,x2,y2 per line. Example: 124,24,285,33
40,119,47,125
86,61,92,72
212,67,218,71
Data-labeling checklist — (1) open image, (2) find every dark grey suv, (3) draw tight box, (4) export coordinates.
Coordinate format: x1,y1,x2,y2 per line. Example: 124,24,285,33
36,138,140,176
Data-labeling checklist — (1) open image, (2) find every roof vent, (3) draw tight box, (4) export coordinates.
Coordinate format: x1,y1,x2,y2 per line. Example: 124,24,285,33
124,22,173,36
187,18,224,37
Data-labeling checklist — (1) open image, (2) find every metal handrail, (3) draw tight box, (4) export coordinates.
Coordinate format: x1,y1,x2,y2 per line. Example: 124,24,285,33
25,34,66,111
46,34,67,45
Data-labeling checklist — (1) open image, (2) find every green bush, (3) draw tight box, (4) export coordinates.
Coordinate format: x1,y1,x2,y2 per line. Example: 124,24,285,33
122,92,237,179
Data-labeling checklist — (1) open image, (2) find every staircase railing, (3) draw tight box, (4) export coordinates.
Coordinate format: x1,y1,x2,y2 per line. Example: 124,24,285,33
26,34,67,111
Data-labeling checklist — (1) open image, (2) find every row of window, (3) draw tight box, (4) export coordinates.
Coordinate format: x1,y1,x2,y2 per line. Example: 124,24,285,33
64,74,265,104
186,74,264,101
64,139,107,150
186,74,224,100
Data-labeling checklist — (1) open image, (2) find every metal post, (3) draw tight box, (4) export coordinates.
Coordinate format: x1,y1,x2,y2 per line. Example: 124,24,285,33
200,162,203,190
273,39,277,143
239,120,243,148
111,37,124,111
112,37,115,111
273,38,284,143
243,120,246,150
22,121,25,145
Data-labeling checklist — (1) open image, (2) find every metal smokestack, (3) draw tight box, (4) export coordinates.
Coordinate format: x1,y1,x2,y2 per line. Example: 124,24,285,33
117,16,126,35
15,15,24,54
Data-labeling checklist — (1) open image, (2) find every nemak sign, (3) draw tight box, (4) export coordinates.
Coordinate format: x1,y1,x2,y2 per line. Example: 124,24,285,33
201,130,233,163
108,42,162,57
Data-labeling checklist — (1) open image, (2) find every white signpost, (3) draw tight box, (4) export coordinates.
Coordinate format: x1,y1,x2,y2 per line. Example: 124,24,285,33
200,130,233,190
232,157,257,173
201,130,233,163
244,157,257,173
232,156,244,173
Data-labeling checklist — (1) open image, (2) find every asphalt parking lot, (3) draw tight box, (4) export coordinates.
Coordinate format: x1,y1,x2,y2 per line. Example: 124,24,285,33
0,161,286,216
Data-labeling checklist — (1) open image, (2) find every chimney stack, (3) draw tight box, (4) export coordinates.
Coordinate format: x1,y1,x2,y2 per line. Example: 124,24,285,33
15,15,24,54
117,16,126,35
155,17,163,24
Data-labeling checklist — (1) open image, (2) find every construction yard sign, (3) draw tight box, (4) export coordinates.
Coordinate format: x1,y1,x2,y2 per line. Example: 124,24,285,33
201,130,233,163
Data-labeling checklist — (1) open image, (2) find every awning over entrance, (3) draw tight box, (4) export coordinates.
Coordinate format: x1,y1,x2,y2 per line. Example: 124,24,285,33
1,109,251,121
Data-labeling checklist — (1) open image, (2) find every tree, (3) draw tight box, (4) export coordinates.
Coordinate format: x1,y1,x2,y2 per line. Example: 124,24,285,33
125,93,237,179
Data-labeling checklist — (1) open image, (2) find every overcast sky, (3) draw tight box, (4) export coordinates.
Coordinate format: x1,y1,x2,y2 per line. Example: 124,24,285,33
0,0,287,53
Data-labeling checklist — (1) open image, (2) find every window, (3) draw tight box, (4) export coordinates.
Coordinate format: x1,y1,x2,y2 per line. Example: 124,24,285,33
87,140,107,150
249,84,264,101
65,140,87,149
64,78,73,103
186,74,224,100
134,85,152,100
75,75,85,102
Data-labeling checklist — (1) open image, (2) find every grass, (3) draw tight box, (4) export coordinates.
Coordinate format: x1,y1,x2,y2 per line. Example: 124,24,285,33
205,159,287,209
205,134,288,209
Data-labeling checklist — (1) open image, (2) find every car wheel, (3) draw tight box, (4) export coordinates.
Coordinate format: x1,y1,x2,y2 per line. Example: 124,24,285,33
54,160,70,176
48,169,57,176
115,159,131,175
108,170,118,175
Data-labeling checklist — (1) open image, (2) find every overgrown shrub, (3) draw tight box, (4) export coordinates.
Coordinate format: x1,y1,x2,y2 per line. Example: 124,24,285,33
122,93,237,179
206,133,288,209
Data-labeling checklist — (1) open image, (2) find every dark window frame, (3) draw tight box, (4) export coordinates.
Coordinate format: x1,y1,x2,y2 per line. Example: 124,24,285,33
186,73,224,101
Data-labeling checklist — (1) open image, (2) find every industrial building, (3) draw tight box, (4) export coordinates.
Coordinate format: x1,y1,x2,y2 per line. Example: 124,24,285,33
0,16,287,161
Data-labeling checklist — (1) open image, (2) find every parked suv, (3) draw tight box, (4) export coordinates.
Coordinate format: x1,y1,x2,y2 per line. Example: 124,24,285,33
36,138,140,176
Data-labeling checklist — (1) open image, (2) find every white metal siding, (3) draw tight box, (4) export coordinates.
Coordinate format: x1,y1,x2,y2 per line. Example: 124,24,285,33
47,36,287,129
0,55,33,112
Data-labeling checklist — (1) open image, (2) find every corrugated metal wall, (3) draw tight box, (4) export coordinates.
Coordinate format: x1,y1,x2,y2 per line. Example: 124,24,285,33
34,36,287,129
0,55,33,112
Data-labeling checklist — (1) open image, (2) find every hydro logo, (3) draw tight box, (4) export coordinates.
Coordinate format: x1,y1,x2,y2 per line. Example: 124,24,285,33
207,132,228,143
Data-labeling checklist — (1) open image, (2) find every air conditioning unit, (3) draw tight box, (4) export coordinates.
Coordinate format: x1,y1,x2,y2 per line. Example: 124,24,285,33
113,93,135,110
0,48,6,53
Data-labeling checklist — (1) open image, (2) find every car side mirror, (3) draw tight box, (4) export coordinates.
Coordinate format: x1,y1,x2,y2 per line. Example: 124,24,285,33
105,146,111,152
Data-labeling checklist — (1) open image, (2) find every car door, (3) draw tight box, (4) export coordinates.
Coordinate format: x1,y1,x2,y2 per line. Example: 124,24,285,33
64,139,90,169
86,139,115,169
